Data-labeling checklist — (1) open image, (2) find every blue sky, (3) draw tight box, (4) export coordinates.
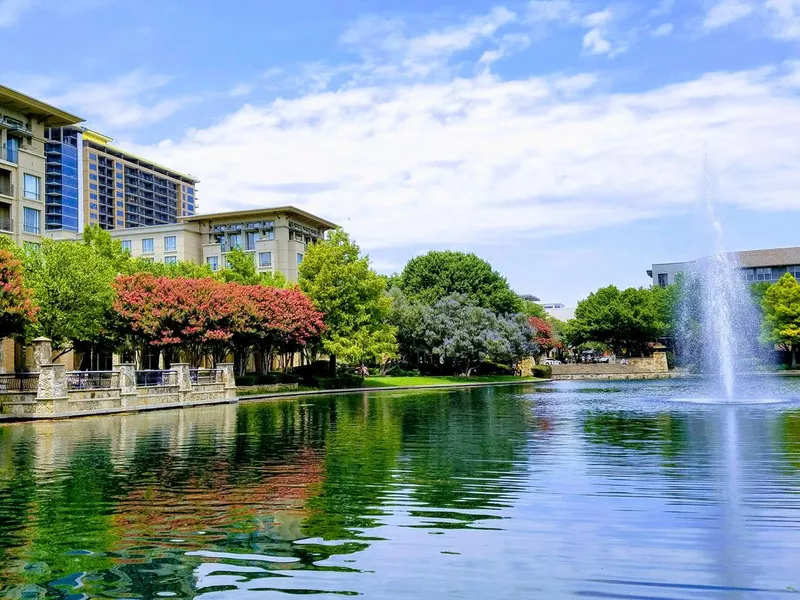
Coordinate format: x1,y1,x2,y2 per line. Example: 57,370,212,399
4,0,800,305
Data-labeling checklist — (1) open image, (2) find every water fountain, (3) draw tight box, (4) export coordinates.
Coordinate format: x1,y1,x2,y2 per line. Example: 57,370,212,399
675,165,764,400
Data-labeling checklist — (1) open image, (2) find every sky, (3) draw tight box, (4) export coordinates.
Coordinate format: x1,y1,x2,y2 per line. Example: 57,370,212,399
4,0,800,305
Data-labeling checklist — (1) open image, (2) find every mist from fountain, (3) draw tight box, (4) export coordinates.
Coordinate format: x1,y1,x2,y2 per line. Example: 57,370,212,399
674,165,763,401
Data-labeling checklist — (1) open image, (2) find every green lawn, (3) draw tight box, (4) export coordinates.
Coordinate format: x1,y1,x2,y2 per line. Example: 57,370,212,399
364,375,540,388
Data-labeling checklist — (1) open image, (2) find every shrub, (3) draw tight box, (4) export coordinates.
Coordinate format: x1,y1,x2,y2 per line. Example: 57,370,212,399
531,364,552,379
312,374,365,389
236,375,258,387
474,361,514,376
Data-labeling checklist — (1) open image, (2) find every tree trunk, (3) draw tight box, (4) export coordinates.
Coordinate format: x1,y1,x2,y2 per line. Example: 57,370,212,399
330,354,337,375
793,344,797,369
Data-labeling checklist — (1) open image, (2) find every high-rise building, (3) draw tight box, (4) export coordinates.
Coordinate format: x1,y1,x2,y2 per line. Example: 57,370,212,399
0,85,83,247
44,126,81,232
45,127,199,232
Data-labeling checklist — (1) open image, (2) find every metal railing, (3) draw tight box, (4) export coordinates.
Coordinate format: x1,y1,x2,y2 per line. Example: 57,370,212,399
136,370,177,387
190,369,224,384
66,371,118,390
0,181,13,197
0,216,12,232
0,373,39,393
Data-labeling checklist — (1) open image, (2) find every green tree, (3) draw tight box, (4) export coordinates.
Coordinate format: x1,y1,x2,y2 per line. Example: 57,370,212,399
567,285,670,357
218,247,258,284
24,239,118,358
761,273,800,368
299,230,397,368
400,251,522,314
521,299,548,319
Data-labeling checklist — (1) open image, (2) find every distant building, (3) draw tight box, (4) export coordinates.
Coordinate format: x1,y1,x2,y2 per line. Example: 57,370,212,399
539,302,565,310
45,127,199,232
648,247,800,288
110,206,338,283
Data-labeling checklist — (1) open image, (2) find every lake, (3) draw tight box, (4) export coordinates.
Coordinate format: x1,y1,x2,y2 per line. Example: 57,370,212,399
2,378,800,599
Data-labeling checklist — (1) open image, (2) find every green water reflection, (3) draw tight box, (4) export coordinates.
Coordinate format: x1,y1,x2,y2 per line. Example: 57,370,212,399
1,383,800,598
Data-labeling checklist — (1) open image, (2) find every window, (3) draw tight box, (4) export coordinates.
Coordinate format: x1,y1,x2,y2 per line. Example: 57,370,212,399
297,253,304,265
116,182,123,189
89,174,98,181
5,137,19,163
23,174,40,200
657,273,668,287
116,210,124,217
115,162,123,169
792,266,800,280
164,256,178,265
117,192,123,198
117,201,124,207
142,238,154,253
89,153,97,160
207,256,219,271
229,233,242,249
246,231,258,250
121,240,132,253
756,268,773,282
90,213,97,220
116,173,123,179
89,164,97,171
89,183,98,191
89,203,98,210
23,207,40,234
164,236,177,252
262,229,275,240
259,252,272,267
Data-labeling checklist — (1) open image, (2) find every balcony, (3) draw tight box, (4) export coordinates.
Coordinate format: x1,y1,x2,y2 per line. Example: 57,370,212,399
0,216,12,232
0,180,13,198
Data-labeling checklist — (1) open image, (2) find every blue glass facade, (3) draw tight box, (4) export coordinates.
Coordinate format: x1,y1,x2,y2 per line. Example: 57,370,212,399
44,128,80,232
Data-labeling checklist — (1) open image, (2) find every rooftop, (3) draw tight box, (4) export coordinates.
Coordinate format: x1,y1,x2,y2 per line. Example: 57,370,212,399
653,247,800,271
0,85,83,127
181,206,339,230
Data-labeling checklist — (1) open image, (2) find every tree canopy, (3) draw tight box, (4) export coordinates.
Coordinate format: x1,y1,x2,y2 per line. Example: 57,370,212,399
0,249,37,338
299,230,397,366
762,273,800,367
400,251,522,315
24,239,118,355
567,285,670,357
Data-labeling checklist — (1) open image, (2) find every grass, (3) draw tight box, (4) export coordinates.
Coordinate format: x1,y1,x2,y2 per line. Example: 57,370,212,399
236,375,543,397
364,375,540,388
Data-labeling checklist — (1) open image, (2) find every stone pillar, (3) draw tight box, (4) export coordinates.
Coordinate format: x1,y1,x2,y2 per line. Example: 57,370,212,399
172,363,192,392
36,364,67,414
218,363,237,399
31,337,52,371
115,364,137,407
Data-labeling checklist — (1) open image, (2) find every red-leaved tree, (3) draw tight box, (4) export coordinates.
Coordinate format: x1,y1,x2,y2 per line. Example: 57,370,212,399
113,274,324,370
529,316,556,363
0,249,37,338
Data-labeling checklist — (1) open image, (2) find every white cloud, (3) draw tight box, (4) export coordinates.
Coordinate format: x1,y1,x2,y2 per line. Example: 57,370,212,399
651,22,674,36
229,83,254,98
703,0,757,30
0,0,31,27
765,0,800,39
478,33,532,67
650,0,675,16
703,0,800,39
34,70,198,130
340,7,517,80
131,65,800,253
527,2,627,57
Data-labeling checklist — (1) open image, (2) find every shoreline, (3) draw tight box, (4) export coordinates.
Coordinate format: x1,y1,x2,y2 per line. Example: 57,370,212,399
0,379,550,424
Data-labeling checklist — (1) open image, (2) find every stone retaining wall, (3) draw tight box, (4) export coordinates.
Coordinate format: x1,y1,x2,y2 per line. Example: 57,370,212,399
551,353,669,380
0,344,237,419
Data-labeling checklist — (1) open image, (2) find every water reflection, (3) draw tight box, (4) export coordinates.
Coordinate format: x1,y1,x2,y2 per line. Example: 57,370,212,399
0,382,800,598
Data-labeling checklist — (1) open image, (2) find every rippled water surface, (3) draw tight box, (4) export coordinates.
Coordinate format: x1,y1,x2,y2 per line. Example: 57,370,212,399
3,379,800,598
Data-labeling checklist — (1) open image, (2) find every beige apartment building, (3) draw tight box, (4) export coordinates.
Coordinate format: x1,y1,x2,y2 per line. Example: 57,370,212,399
0,85,83,247
0,86,83,372
111,206,338,282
